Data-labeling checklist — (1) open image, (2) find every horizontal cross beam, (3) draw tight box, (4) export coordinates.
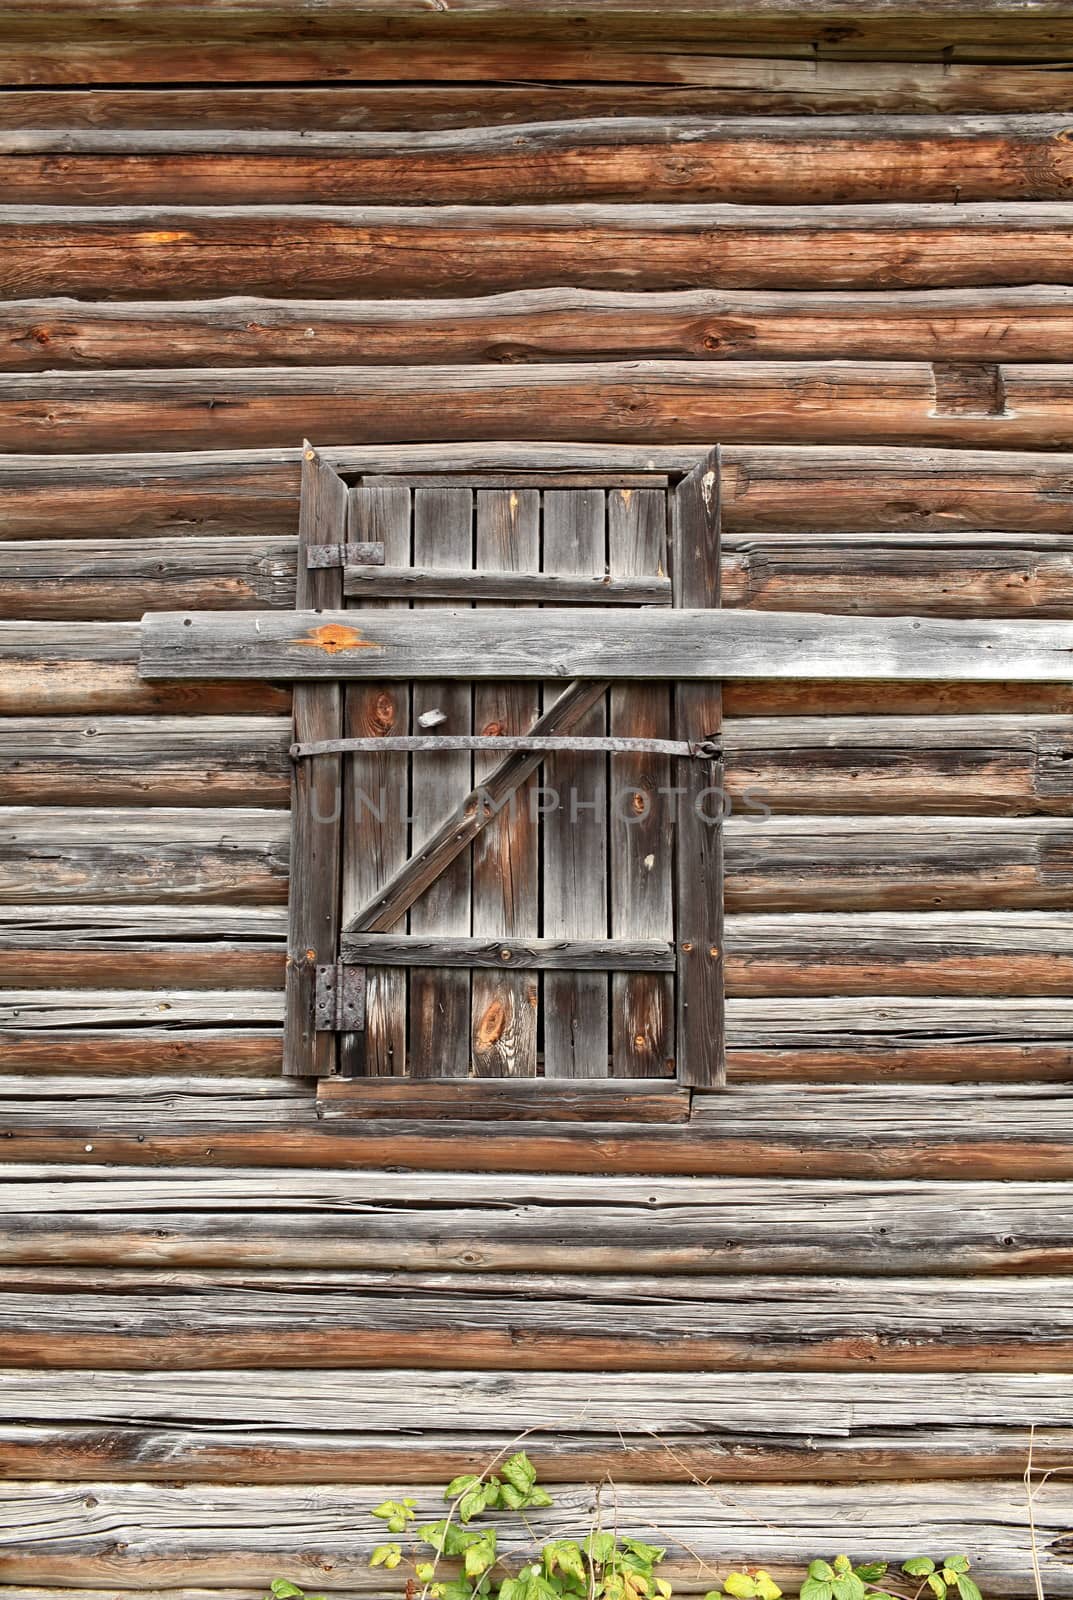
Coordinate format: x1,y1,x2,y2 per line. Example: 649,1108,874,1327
340,936,676,971
291,733,718,759
140,608,1073,683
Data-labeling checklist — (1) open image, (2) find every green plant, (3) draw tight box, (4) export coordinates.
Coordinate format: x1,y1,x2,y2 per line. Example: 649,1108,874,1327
266,1459,987,1600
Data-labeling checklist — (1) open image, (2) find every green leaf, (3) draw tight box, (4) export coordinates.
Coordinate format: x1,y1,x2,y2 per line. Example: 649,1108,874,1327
855,1566,888,1583
833,1559,854,1577
902,1562,936,1579
585,1533,618,1568
459,1489,488,1524
527,1486,554,1509
724,1574,757,1598
944,1560,971,1576
623,1540,665,1568
833,1576,865,1600
446,1475,480,1500
800,1579,833,1600
500,1484,525,1511
545,1540,588,1588
955,1578,982,1600
754,1572,783,1600
927,1577,948,1600
703,1591,725,1600
502,1451,538,1496
371,1544,403,1570
271,1583,304,1599
655,1580,673,1598
373,1499,415,1525
810,1564,836,1584
416,1563,436,1582
464,1532,497,1580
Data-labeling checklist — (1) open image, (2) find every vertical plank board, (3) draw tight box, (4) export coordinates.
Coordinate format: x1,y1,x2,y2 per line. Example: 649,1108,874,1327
542,488,609,1079
408,486,474,1079
471,490,541,1077
339,485,412,1078
283,446,347,1079
672,449,726,1089
609,489,675,1078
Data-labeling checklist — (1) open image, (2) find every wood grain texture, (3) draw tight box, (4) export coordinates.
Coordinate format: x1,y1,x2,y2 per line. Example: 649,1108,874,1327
14,360,1073,451
138,607,1073,684
8,204,1073,298
8,287,1073,371
7,117,1073,205
0,1478,1070,1590
0,1368,1067,1482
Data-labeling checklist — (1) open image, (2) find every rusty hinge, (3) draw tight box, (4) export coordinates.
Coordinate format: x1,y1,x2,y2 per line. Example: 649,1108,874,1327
314,963,366,1031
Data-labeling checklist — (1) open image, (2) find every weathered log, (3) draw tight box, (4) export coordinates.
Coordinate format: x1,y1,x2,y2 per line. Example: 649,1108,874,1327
12,360,1073,452
7,204,1073,297
138,608,1073,685
6,117,1073,205
7,287,1073,370
0,1478,1069,1591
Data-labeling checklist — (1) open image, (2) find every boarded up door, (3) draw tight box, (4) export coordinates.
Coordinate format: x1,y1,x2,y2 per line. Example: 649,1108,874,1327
284,450,724,1089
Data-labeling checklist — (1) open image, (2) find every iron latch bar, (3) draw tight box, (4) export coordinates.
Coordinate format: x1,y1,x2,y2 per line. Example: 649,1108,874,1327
292,734,723,760
314,963,366,1031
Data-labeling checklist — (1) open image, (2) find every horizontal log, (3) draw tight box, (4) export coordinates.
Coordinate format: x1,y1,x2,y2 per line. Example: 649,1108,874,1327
3,1268,1073,1375
8,287,1073,371
6,63,1073,125
14,528,1073,622
7,443,1073,539
6,117,1073,206
139,608,1073,684
0,807,289,905
5,1078,1073,1178
1,1169,1069,1272
338,936,677,970
5,808,1073,912
15,360,1073,452
341,567,672,603
6,713,1073,813
0,1368,1068,1484
7,204,1073,297
0,1478,1068,1592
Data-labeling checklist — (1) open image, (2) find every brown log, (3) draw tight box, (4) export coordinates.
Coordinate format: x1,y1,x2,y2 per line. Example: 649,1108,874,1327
6,204,1073,297
6,287,1073,371
6,118,1073,205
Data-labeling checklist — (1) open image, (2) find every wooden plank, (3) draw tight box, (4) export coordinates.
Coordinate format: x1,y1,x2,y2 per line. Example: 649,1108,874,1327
0,1368,1069,1484
9,287,1073,371
671,452,724,1088
6,1079,1073,1178
0,1478,1069,1591
344,566,671,603
340,485,411,1078
408,487,473,1080
283,449,345,1079
4,1169,1073,1271
542,490,609,1079
471,489,540,1078
5,62,1073,126
4,1271,1073,1375
9,203,1073,298
342,936,674,970
608,488,675,1077
9,443,1073,540
9,117,1073,207
141,607,1073,683
318,1079,689,1122
16,358,1073,452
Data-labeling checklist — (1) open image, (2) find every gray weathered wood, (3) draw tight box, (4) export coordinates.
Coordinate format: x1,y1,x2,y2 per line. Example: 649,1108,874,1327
283,448,346,1079
341,937,675,970
408,487,472,1079
542,490,609,1079
340,484,411,1078
343,566,671,603
471,489,540,1079
609,488,675,1077
141,607,1073,682
672,451,725,1088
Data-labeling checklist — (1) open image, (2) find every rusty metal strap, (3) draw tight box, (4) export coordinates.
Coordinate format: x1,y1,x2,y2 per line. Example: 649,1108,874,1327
291,734,723,761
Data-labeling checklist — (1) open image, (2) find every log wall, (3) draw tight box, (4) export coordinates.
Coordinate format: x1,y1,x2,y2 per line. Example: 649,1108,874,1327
3,5,1073,1596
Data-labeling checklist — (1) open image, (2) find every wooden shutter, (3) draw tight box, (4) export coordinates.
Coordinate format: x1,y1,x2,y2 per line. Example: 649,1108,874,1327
281,450,725,1088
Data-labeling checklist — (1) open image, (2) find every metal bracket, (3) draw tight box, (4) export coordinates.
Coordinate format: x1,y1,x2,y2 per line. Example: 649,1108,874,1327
292,733,725,760
314,963,366,1031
